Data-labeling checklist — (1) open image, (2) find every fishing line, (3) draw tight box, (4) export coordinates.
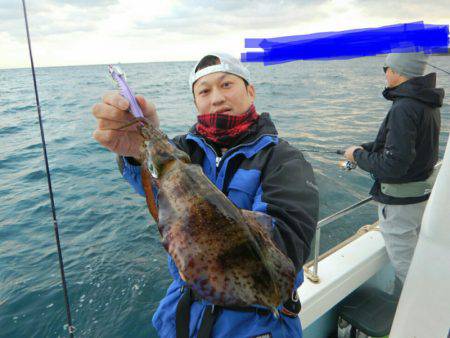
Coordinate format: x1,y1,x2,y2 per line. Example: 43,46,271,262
21,1,75,336
427,62,450,75
315,170,369,200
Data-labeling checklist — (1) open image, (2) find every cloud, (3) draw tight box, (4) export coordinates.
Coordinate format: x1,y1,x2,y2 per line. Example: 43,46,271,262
134,1,329,36
0,0,117,40
48,0,118,7
355,0,450,24
0,0,448,68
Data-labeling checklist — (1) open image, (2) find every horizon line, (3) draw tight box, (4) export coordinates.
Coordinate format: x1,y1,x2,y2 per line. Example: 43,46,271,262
0,58,199,71
2,52,449,71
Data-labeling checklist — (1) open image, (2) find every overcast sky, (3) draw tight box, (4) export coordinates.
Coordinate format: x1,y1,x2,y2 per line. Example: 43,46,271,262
0,0,449,69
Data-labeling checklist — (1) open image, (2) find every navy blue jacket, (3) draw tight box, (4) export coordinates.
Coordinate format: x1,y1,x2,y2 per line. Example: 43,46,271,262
119,113,319,337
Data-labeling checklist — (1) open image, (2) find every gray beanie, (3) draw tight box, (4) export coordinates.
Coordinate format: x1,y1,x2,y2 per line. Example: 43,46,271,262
384,53,429,78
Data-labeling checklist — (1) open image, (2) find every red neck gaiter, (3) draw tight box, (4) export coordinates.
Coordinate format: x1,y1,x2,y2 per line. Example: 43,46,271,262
195,104,259,146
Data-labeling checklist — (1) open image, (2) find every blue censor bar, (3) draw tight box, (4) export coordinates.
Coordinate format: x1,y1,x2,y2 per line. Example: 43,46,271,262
241,22,449,65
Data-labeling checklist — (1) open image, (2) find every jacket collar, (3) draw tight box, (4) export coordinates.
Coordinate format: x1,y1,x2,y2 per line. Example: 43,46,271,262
189,112,277,145
186,113,278,158
382,73,444,108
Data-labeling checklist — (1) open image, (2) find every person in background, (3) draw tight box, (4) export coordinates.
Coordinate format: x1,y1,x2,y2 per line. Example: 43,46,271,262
344,52,444,294
92,52,319,337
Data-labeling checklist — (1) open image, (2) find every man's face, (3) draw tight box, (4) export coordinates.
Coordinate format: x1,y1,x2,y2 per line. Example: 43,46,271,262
384,67,402,88
193,72,255,116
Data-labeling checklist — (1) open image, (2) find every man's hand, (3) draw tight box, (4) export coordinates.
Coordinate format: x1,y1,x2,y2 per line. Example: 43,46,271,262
92,91,159,159
344,145,363,163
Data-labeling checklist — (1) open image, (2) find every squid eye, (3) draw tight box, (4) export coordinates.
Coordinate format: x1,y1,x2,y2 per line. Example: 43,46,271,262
146,154,158,178
148,162,158,178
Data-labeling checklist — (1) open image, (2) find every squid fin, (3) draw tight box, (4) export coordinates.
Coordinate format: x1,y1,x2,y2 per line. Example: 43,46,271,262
241,209,273,233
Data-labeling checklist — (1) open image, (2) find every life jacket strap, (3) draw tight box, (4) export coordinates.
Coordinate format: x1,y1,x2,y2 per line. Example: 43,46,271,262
197,305,220,338
176,286,194,338
175,286,302,337
380,167,439,198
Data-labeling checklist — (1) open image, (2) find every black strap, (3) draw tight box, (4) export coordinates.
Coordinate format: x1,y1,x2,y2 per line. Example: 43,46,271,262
176,286,301,338
221,305,271,316
176,289,221,338
281,294,302,318
176,287,193,338
197,305,220,338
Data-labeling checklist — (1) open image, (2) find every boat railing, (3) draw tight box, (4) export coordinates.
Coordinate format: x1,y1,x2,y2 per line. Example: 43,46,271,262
306,161,442,283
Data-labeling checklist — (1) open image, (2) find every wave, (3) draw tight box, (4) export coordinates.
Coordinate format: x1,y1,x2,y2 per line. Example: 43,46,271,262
0,126,23,135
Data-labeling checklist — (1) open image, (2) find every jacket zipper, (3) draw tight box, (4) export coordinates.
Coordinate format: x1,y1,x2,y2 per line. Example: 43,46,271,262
192,133,276,176
217,133,276,170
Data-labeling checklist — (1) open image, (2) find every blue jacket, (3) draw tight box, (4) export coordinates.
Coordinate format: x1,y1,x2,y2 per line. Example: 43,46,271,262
118,113,319,337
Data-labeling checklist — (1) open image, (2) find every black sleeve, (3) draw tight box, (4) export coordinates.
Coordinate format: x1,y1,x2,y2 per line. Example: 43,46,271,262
116,155,141,175
354,105,418,180
258,144,319,272
360,141,374,151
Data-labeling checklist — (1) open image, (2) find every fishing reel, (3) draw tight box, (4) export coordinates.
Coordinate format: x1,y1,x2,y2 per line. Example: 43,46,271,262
338,160,357,171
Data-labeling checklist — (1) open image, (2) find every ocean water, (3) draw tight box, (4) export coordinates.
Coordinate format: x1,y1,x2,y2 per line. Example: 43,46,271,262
0,57,449,337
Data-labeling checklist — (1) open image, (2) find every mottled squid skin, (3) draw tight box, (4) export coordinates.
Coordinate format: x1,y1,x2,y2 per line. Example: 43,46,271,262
138,121,295,310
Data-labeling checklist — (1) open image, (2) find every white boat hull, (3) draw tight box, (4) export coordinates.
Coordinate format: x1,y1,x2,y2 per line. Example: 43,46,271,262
390,138,450,338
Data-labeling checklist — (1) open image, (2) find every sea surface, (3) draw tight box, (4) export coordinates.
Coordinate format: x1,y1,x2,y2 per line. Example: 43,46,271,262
1,57,449,337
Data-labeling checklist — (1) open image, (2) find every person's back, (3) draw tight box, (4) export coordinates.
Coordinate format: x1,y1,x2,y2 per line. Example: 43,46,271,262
367,72,442,187
345,52,445,293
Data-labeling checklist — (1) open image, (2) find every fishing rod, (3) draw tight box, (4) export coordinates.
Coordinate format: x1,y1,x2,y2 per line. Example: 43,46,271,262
21,1,75,337
299,148,345,155
427,62,450,75
301,60,450,171
299,148,358,170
